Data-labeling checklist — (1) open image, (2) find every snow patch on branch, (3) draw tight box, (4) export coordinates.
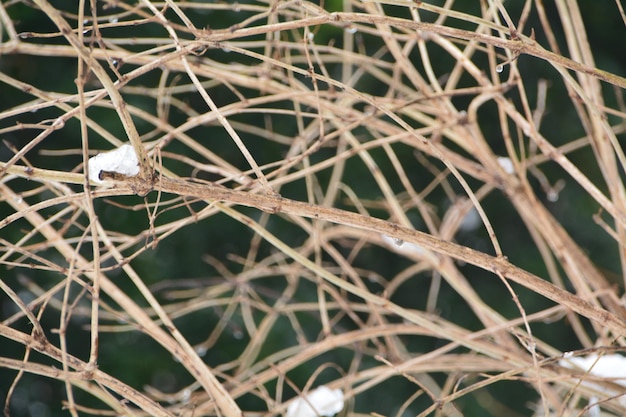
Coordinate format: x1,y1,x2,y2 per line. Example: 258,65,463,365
560,353,626,387
559,352,626,414
286,386,344,417
88,144,139,184
381,234,426,257
496,156,514,174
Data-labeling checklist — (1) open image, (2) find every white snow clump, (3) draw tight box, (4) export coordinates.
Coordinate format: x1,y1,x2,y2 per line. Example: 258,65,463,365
459,207,481,232
560,353,626,409
560,353,626,387
381,234,426,257
286,386,344,417
88,144,139,184
496,156,514,174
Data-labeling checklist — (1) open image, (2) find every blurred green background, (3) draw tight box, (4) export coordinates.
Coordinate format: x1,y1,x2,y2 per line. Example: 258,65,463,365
1,1,625,416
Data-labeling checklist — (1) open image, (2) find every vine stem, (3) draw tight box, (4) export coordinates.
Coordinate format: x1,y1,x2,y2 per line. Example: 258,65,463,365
112,173,626,338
